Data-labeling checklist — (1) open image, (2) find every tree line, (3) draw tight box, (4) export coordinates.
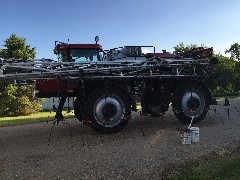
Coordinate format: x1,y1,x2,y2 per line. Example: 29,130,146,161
0,34,240,117
173,42,240,95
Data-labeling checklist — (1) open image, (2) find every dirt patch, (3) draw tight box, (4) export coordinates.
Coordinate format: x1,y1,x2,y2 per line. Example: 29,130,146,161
1,99,240,179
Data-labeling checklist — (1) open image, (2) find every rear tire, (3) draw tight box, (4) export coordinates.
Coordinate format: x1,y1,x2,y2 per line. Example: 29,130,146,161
172,83,209,124
85,89,131,134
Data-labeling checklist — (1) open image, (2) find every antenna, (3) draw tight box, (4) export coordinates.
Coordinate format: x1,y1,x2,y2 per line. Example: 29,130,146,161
95,36,99,44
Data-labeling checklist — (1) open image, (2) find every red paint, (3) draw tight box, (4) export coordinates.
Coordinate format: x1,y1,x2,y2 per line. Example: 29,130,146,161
34,79,77,94
56,44,103,51
147,52,178,58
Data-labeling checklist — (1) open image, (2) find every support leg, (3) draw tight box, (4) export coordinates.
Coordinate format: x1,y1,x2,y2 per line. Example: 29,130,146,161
54,95,67,124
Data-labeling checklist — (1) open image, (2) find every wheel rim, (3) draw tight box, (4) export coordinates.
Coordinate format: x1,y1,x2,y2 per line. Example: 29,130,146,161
181,90,205,117
94,95,125,127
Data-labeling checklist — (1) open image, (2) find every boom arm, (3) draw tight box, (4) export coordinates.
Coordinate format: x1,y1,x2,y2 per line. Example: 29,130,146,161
0,57,214,82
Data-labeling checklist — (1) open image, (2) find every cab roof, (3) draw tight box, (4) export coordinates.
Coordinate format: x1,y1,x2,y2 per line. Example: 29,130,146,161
56,43,103,50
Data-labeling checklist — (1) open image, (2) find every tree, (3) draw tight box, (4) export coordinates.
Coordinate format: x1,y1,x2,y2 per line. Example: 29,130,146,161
223,43,240,94
212,54,239,94
173,42,198,54
225,43,240,61
0,34,36,59
0,34,41,117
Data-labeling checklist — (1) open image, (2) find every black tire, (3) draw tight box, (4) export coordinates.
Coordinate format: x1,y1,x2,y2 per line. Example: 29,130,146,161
85,88,131,134
172,83,209,124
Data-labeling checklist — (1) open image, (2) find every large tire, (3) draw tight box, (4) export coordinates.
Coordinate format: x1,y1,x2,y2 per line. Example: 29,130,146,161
172,83,209,124
85,88,131,134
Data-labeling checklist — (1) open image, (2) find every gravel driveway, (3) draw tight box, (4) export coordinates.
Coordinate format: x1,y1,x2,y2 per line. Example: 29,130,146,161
1,98,240,179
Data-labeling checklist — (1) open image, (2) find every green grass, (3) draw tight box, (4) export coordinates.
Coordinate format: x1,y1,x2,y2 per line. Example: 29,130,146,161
0,110,75,127
213,92,240,98
162,147,240,179
1,106,140,127
137,104,142,110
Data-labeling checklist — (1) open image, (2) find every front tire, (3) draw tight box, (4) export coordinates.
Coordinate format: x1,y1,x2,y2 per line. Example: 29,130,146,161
85,89,131,134
172,83,209,124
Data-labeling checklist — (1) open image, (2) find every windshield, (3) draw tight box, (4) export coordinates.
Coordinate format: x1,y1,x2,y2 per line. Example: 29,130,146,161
57,48,103,62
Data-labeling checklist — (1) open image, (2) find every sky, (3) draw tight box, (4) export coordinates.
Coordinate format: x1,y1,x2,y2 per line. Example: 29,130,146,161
0,0,240,60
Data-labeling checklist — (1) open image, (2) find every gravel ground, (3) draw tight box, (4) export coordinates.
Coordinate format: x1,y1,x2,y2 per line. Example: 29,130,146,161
1,98,240,179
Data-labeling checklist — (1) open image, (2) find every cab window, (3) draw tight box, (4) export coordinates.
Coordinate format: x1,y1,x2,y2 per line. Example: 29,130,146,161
71,49,103,62
57,48,103,62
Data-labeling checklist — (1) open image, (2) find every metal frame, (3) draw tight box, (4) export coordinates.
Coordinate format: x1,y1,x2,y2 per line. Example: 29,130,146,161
0,56,213,82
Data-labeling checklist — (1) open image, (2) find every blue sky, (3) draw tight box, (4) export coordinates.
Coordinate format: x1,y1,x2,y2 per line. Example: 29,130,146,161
1,0,240,60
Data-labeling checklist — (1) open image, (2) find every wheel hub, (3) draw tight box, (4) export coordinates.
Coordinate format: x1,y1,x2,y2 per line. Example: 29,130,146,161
102,104,117,121
94,96,124,127
182,91,205,117
187,98,200,111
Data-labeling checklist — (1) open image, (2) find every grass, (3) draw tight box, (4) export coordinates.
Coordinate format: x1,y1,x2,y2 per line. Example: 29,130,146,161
162,146,240,179
0,105,140,127
137,104,142,110
0,110,75,127
213,92,240,98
